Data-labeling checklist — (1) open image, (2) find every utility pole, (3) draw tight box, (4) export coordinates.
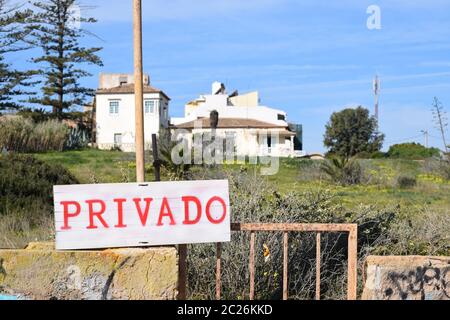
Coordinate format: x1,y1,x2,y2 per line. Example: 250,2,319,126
420,130,429,148
133,0,145,182
373,75,380,128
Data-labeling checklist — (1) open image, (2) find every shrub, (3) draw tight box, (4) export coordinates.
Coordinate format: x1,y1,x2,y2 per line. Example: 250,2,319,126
375,209,450,256
387,143,440,160
64,126,90,150
321,157,364,185
395,175,417,189
0,153,79,247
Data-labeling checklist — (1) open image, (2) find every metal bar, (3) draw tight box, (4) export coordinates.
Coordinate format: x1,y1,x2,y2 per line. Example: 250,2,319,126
151,134,160,182
178,244,187,300
216,242,222,300
231,223,355,233
249,232,255,300
347,225,358,300
315,232,321,300
283,232,288,300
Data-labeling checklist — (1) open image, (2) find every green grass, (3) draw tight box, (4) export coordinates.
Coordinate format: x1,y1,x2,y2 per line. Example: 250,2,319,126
33,149,450,212
33,149,137,183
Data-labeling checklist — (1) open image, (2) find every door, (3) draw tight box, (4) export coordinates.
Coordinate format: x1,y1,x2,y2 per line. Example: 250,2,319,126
114,133,122,147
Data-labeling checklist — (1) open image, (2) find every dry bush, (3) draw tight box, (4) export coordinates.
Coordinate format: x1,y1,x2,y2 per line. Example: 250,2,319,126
375,208,450,256
0,212,54,249
186,169,398,300
0,117,70,152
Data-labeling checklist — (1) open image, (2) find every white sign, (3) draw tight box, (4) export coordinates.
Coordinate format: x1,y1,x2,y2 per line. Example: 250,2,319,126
53,180,231,250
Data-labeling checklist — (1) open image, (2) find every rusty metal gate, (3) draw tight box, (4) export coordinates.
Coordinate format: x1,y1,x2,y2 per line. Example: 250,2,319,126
178,223,358,300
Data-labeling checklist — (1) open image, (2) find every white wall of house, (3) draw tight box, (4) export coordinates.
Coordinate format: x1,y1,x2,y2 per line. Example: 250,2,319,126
171,100,288,128
172,127,295,158
96,92,169,152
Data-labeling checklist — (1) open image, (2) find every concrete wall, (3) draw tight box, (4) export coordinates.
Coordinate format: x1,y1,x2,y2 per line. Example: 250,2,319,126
362,256,450,300
229,91,259,107
0,242,178,300
99,73,149,89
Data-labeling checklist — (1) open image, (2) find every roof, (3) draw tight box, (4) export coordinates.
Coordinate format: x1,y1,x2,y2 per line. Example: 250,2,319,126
96,83,170,100
172,117,289,129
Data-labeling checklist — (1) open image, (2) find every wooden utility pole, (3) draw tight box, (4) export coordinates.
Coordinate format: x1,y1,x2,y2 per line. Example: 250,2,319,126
133,0,145,182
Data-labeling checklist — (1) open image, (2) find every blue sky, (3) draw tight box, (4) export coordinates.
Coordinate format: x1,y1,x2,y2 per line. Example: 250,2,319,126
11,0,450,152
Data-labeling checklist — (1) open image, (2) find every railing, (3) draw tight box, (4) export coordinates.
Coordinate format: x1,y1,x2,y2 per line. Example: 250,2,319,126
179,223,358,300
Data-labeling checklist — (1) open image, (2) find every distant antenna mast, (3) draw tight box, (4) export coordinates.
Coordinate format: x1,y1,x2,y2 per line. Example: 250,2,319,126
373,75,380,127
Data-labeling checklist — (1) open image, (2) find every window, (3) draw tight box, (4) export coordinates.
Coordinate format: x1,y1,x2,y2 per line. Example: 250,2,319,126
114,133,122,146
224,131,237,156
277,114,286,121
109,101,119,114
145,100,155,114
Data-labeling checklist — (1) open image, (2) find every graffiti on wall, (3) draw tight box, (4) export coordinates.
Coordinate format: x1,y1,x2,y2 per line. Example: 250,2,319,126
385,266,450,300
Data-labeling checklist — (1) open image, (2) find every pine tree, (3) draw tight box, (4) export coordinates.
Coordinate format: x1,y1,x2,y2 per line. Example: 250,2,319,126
30,0,102,116
0,0,35,112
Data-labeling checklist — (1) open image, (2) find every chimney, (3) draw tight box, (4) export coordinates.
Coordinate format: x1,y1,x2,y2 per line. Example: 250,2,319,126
212,81,225,95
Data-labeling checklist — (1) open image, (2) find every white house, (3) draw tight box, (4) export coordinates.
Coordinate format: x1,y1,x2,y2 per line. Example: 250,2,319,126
171,82,303,158
95,73,170,152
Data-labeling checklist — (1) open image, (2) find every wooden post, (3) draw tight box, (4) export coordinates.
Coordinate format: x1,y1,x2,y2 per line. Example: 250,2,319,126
133,0,145,183
178,243,187,300
282,232,288,300
249,231,255,300
315,232,321,300
347,225,358,300
216,242,222,300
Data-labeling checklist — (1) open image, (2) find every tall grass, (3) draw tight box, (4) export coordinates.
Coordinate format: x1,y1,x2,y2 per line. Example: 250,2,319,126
0,117,69,152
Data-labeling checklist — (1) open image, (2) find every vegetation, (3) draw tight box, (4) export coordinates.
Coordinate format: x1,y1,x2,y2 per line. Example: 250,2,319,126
0,153,78,248
324,106,384,158
387,143,440,159
320,157,363,186
0,116,88,152
395,175,417,189
186,170,449,299
29,0,103,116
156,128,192,180
0,0,36,112
1,149,449,299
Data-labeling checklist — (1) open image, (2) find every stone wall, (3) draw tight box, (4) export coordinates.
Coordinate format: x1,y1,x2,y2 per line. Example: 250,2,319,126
362,255,450,300
0,242,178,300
